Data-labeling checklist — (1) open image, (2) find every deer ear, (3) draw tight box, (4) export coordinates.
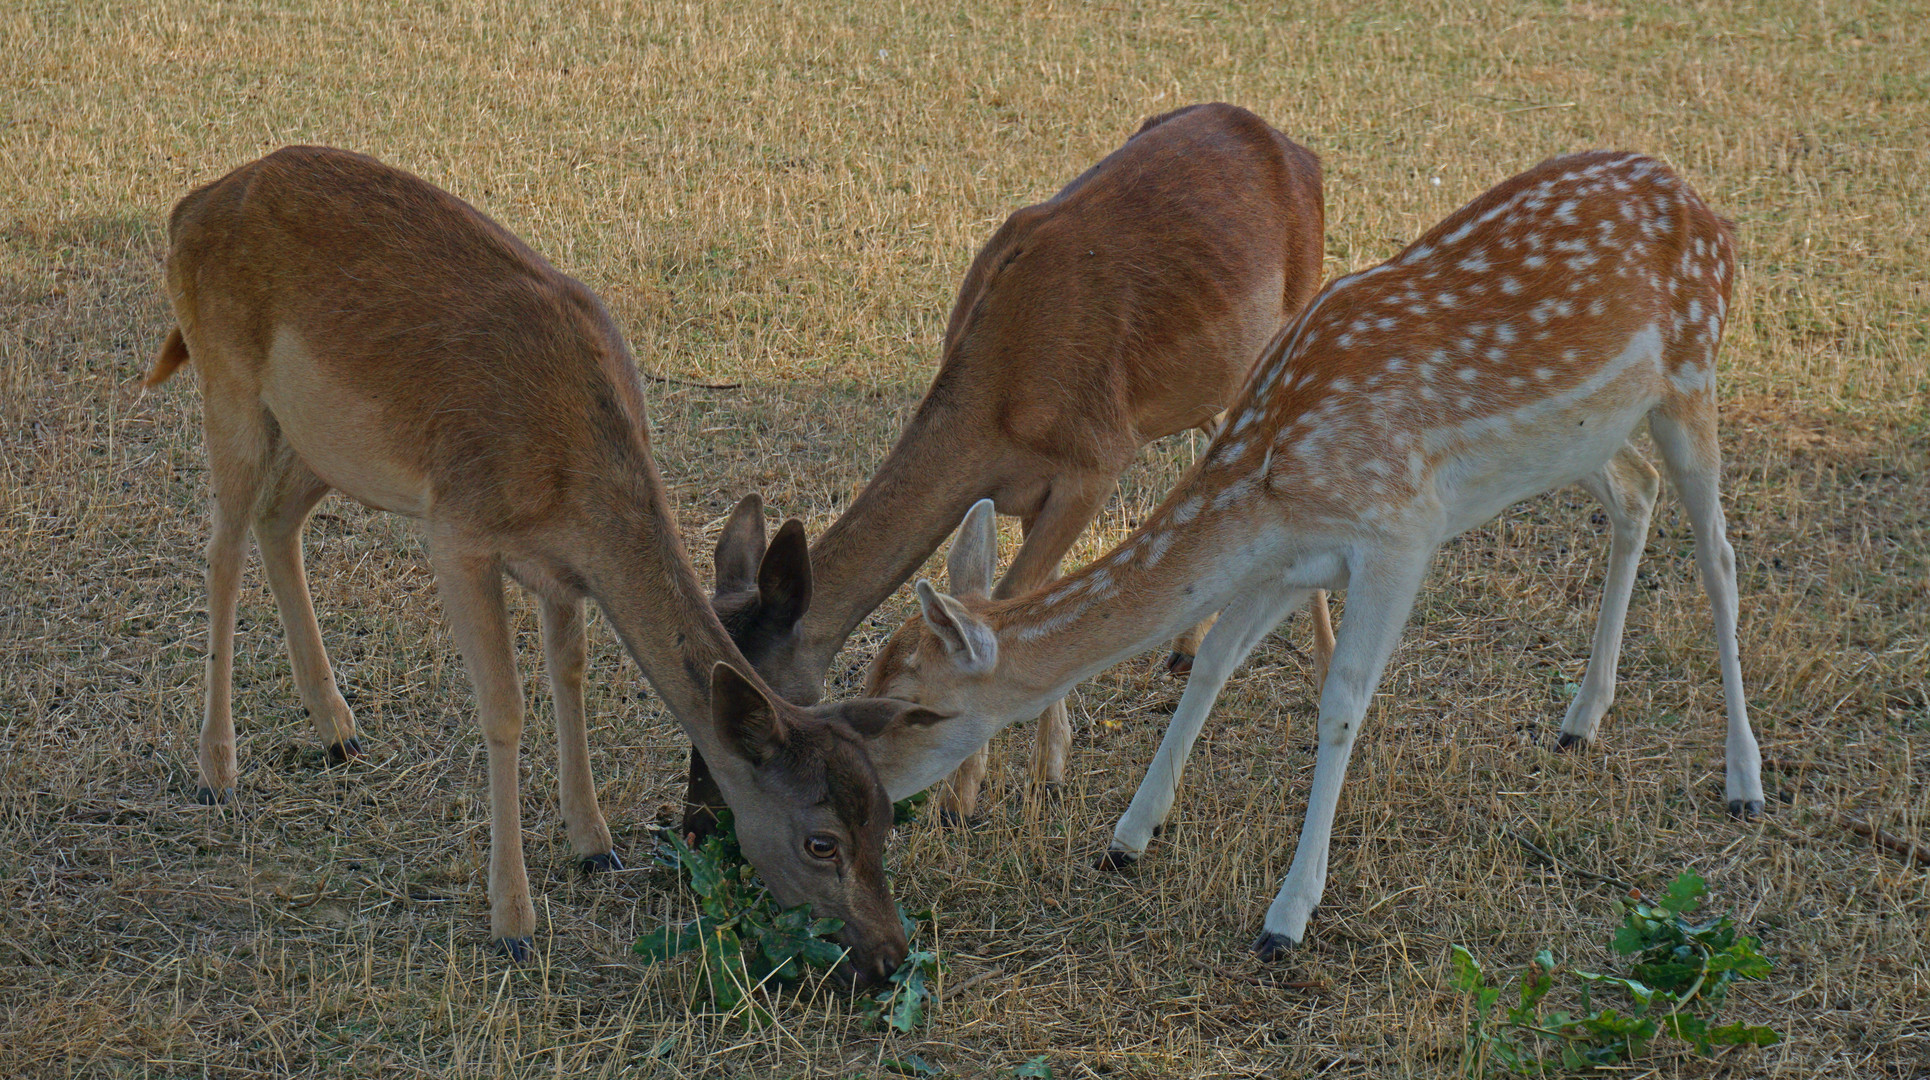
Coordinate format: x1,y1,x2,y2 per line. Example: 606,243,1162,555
714,494,767,594
711,662,788,764
946,498,998,599
824,696,954,737
914,579,997,675
756,519,812,627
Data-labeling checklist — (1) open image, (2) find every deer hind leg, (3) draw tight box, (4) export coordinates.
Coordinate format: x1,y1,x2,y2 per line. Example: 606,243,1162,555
1258,547,1428,959
1647,399,1764,818
1104,585,1310,866
427,538,536,956
194,381,271,805
1555,442,1660,749
538,596,618,872
252,452,362,764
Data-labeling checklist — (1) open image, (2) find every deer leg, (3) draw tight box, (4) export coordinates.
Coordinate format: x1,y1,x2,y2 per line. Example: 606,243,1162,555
1257,548,1427,958
1556,443,1659,749
933,473,1115,821
1171,592,1332,689
1104,586,1309,865
1307,589,1335,693
1166,414,1227,677
194,385,269,805
1165,612,1218,677
1648,402,1764,818
427,539,535,957
252,455,361,764
538,596,619,873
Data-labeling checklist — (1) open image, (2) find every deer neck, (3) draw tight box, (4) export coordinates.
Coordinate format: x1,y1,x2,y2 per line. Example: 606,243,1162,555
799,391,1005,681
874,491,1266,801
563,432,763,786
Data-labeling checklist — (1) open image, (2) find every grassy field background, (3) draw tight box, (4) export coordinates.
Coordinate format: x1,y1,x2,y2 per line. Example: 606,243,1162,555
2,0,1926,1076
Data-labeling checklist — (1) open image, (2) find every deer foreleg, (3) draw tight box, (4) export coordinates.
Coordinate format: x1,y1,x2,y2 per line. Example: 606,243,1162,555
1257,547,1428,958
539,596,618,872
934,473,1115,820
429,539,535,958
1105,585,1309,864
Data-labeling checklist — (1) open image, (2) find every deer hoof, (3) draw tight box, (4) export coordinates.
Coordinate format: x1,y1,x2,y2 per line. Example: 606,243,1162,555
1095,847,1138,872
1553,732,1589,753
326,737,363,766
1252,931,1298,962
1165,650,1195,677
1727,799,1764,820
936,806,972,830
1032,781,1063,804
195,785,231,806
495,937,533,963
580,851,624,875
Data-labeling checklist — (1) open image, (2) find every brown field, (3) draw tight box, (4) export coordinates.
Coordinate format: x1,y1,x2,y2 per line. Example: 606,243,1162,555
2,0,1926,1076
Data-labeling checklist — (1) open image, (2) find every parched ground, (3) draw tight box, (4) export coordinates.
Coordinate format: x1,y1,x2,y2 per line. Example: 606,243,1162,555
1,1,1925,1076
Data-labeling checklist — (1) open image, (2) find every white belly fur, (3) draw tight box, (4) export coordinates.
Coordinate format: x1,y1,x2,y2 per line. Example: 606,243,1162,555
259,328,434,517
1430,324,1665,542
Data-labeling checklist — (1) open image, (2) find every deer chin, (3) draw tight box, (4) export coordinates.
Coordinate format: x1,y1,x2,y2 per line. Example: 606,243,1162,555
831,928,909,992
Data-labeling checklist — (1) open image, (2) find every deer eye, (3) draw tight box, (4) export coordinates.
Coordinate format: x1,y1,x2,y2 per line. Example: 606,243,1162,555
805,834,839,860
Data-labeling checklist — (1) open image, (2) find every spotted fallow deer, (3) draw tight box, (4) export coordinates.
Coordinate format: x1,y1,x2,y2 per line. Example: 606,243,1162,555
863,151,1765,956
147,146,936,983
685,102,1335,833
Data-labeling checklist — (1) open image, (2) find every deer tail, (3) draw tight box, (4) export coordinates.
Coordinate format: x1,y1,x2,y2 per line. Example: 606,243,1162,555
144,327,190,387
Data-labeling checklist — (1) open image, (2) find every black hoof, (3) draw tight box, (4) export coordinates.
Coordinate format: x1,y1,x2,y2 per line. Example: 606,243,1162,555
936,807,969,830
1727,799,1764,820
580,851,624,875
1031,781,1063,804
326,738,363,766
195,786,231,805
1095,848,1138,872
1165,650,1194,677
496,937,533,962
1553,732,1589,753
1252,931,1297,961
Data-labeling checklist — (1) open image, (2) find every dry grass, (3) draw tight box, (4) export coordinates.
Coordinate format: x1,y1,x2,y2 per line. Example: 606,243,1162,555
3,0,1927,1076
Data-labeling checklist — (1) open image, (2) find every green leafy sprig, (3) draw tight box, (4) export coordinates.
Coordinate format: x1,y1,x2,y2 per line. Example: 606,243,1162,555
1451,871,1779,1075
633,808,942,1030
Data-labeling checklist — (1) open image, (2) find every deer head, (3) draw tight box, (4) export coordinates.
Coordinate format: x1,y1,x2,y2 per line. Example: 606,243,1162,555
706,662,949,986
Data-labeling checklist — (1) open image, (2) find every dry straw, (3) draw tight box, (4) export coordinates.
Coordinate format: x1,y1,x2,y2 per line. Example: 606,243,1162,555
1,0,1924,1076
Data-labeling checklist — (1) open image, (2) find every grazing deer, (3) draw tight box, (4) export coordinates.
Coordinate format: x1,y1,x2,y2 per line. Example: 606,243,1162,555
862,151,1764,956
685,103,1335,832
147,146,933,982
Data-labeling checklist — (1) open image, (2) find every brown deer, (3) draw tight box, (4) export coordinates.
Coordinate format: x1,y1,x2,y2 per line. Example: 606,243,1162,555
147,145,935,982
861,151,1764,956
686,103,1336,832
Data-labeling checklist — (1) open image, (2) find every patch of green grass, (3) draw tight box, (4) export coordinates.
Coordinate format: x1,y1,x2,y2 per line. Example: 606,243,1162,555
1452,871,1779,1074
635,810,942,1032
